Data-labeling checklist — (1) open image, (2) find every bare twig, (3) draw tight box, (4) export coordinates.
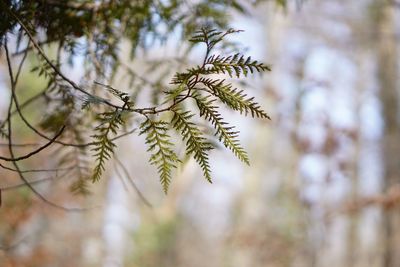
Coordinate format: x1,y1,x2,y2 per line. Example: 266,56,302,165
4,38,93,212
1,42,66,162
4,5,124,110
0,161,76,174
0,89,46,130
0,126,65,162
113,160,130,192
0,170,72,191
0,236,29,251
114,155,153,208
0,127,137,148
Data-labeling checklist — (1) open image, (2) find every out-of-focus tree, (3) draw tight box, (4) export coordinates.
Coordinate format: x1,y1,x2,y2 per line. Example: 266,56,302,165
375,1,400,266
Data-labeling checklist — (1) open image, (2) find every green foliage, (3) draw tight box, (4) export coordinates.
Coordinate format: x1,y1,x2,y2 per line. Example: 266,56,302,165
189,28,243,49
67,127,93,194
69,177,91,195
91,110,125,182
1,0,274,195
134,27,270,191
140,119,180,193
171,109,213,182
39,109,71,133
275,0,288,8
0,0,251,65
205,53,271,77
198,77,270,118
194,94,250,165
0,123,8,139
94,81,134,108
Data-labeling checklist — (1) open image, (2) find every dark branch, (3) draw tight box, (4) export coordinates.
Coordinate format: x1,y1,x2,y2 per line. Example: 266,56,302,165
0,126,65,162
4,38,94,212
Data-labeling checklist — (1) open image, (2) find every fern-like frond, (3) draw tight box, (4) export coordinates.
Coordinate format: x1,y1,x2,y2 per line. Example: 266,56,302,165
81,95,105,110
171,109,214,182
171,54,270,86
91,110,124,182
205,53,270,78
199,78,270,119
95,81,134,108
140,119,179,193
0,123,8,139
70,178,91,195
194,95,249,165
189,28,242,50
164,82,188,103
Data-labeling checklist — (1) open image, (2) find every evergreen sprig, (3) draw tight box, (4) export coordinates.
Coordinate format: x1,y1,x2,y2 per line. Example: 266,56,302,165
140,119,180,193
194,94,250,165
91,110,125,182
70,177,91,195
198,77,270,119
141,27,270,189
0,0,291,206
205,53,271,78
189,28,242,51
94,81,134,108
59,127,92,195
2,24,271,195
171,109,214,182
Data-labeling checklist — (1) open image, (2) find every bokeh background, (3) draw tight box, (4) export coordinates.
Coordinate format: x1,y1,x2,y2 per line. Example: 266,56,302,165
2,0,400,266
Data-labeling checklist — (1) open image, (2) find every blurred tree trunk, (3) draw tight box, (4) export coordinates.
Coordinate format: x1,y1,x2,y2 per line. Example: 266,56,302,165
376,3,400,267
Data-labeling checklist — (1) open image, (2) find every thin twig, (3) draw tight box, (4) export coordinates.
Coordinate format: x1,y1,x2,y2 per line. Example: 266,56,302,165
113,160,129,192
0,127,137,148
0,170,72,191
0,236,29,251
0,126,65,162
0,162,76,174
114,155,153,208
4,38,94,212
0,89,46,130
4,5,124,110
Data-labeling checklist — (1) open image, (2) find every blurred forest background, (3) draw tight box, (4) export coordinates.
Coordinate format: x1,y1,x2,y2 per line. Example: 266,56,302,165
2,0,400,266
